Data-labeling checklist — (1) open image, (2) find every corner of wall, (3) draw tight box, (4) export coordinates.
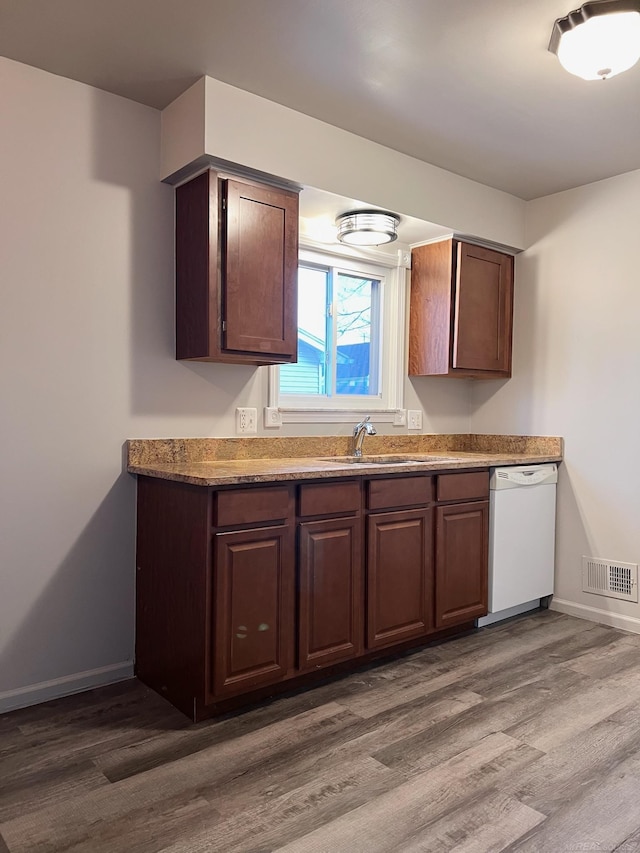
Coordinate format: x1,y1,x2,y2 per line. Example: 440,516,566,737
160,77,206,181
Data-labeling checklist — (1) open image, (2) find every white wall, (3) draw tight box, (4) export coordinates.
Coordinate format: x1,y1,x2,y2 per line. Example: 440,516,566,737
161,77,527,251
0,58,255,709
470,169,640,631
0,58,473,710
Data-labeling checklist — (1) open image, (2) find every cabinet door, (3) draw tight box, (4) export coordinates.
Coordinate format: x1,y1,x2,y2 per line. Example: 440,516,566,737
212,524,295,699
453,243,513,374
223,179,298,358
435,501,488,628
298,517,363,670
367,508,433,649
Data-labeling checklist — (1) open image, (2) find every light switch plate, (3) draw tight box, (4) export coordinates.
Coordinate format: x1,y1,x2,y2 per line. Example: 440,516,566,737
407,410,423,430
397,249,411,269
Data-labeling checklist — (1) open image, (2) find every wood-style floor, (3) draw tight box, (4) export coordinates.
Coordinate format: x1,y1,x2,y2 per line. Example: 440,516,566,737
3,610,640,852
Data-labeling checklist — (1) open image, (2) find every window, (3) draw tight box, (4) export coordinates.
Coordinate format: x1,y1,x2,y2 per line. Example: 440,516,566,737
279,261,381,399
268,246,407,423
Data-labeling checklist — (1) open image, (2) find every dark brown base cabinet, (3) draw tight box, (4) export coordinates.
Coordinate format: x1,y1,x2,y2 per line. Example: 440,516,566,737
135,470,489,721
298,516,363,670
213,524,295,698
367,508,433,648
434,471,490,628
435,502,489,628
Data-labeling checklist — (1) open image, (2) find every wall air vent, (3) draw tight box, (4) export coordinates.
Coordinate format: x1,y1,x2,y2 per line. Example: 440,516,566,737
582,556,638,602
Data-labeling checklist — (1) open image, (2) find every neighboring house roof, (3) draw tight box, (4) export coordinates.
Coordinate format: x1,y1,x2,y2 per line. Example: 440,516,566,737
298,328,324,353
337,342,370,377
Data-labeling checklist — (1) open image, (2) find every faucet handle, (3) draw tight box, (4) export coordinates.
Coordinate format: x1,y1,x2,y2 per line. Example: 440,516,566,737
353,415,371,434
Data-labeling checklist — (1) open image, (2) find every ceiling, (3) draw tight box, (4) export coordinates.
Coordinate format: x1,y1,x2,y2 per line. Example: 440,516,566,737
2,0,639,200
299,187,452,247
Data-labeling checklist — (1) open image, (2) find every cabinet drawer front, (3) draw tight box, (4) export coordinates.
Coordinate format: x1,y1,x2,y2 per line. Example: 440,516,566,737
214,487,292,527
437,471,489,503
367,476,433,510
298,480,361,518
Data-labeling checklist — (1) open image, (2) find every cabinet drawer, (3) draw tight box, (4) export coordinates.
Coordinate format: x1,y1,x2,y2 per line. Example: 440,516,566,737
437,471,489,503
214,486,292,527
367,476,433,511
298,480,361,518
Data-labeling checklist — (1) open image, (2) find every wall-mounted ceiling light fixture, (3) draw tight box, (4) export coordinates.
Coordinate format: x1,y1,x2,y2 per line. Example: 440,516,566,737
549,0,640,80
335,210,400,246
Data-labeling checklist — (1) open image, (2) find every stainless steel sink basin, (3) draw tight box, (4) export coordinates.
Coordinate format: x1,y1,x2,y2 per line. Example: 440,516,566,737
317,454,458,465
409,455,460,462
318,455,418,465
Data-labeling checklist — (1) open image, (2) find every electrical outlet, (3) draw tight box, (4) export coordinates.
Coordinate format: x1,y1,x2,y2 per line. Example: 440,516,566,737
236,407,257,434
264,407,282,428
407,410,423,430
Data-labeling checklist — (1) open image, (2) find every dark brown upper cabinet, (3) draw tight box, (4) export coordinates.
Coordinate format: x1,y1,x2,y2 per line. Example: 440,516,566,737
175,169,299,365
409,239,514,379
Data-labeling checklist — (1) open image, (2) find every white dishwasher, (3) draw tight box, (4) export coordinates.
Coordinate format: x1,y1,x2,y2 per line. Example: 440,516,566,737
477,464,558,627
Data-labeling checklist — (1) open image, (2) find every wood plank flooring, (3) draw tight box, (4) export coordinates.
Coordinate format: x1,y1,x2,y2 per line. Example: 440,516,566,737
3,610,640,852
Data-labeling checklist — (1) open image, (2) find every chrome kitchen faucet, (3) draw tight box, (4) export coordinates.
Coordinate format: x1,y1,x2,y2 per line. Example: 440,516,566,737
352,416,377,457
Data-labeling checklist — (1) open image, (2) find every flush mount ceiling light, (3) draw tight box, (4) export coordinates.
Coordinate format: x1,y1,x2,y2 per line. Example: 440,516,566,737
335,210,400,246
549,0,640,80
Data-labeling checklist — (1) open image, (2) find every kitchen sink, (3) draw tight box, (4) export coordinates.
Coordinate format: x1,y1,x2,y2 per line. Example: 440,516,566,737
318,455,421,465
317,454,459,465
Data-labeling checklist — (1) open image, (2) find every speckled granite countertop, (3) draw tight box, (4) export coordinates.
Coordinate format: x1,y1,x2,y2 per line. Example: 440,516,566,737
126,435,563,487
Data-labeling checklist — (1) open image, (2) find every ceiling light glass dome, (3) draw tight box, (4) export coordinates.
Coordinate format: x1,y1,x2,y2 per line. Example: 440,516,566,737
549,1,640,80
335,210,400,246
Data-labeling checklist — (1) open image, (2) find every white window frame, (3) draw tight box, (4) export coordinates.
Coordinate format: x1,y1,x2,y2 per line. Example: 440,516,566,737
266,238,408,424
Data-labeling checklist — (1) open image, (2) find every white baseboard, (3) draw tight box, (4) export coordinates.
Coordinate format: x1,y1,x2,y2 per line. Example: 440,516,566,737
0,661,134,714
550,598,640,635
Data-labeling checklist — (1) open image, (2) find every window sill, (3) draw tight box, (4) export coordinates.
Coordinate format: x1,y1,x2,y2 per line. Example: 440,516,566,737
274,408,407,425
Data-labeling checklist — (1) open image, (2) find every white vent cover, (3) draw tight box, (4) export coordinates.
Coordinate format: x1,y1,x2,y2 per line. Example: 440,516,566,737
582,557,638,602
